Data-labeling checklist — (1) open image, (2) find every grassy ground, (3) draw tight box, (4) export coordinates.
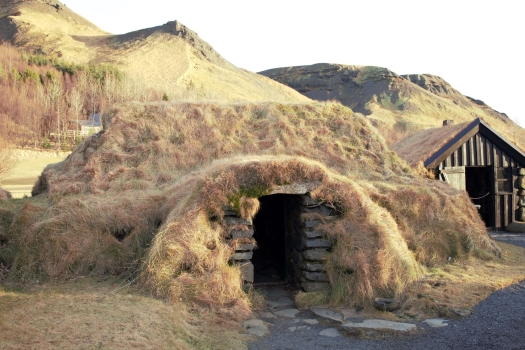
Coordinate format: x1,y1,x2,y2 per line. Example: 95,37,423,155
0,277,249,350
398,240,525,320
1,241,524,349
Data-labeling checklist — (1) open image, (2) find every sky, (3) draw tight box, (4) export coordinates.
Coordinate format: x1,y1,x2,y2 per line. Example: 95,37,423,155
66,0,524,125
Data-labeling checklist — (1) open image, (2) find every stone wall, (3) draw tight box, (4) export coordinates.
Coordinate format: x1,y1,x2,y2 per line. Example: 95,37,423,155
225,194,335,292
518,168,525,221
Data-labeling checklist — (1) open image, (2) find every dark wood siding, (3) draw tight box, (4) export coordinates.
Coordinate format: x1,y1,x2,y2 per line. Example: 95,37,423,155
439,131,523,230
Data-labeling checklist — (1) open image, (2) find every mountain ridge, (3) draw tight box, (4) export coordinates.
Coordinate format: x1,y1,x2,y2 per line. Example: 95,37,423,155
0,0,308,102
259,63,522,148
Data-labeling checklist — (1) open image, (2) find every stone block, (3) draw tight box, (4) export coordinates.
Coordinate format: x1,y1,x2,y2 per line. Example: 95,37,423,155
302,220,320,229
236,243,256,251
302,205,332,216
519,168,525,176
230,228,254,239
299,261,326,272
240,261,254,283
270,182,321,195
518,176,525,190
342,319,416,332
226,217,252,226
303,230,323,239
505,222,525,233
302,196,320,206
373,298,401,312
302,238,332,249
303,248,329,261
303,271,329,282
301,282,330,292
231,251,253,260
518,207,525,222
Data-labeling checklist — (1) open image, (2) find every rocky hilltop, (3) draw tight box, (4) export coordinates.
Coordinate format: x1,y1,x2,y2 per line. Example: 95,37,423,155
0,0,309,102
260,64,519,145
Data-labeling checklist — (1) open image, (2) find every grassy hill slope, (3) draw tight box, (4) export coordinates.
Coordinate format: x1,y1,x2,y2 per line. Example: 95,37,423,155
0,0,309,102
259,64,525,148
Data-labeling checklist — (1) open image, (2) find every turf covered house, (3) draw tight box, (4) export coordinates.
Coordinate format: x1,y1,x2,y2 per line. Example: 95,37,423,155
1,102,501,310
392,118,525,230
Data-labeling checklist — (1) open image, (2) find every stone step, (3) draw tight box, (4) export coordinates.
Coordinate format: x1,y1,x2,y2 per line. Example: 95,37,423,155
341,319,416,332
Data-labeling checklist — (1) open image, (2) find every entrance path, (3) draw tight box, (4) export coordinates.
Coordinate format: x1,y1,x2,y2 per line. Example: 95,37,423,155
247,233,525,350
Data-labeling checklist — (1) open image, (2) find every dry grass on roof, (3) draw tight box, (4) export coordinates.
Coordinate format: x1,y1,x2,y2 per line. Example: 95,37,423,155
32,101,409,198
391,121,471,166
0,101,503,316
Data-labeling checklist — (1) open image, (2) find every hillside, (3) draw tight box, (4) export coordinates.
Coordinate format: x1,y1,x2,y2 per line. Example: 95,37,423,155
0,0,308,102
259,64,524,148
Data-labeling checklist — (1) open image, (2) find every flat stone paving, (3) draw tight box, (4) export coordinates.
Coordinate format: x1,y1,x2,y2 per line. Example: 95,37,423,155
247,233,525,349
246,284,422,343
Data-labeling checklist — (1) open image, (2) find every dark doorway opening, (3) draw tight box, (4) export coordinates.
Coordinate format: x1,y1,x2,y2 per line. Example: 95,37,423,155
466,166,493,226
252,194,302,285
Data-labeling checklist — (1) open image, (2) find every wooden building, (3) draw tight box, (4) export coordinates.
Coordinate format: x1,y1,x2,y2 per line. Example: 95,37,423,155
392,118,525,230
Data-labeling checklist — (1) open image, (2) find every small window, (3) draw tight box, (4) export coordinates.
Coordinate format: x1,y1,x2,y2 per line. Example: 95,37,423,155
496,167,512,193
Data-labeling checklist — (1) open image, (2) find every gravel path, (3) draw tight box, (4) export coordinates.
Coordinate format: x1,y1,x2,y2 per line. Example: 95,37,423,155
249,233,525,350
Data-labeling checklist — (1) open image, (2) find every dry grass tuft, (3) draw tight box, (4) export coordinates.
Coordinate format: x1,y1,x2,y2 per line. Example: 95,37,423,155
0,277,248,350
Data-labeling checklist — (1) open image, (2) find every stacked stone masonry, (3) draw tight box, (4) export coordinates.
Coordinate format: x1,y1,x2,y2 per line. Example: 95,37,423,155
224,214,256,283
519,168,525,221
224,195,335,292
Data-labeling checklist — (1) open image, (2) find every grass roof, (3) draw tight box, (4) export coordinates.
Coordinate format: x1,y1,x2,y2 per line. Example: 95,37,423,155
0,102,500,313
390,121,472,166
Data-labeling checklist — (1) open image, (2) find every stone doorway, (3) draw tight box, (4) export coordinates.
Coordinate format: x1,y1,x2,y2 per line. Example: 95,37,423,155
252,194,302,285
225,191,336,292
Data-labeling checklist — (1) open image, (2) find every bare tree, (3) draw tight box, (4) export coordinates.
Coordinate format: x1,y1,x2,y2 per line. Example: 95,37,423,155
45,75,64,150
68,87,84,140
103,70,118,106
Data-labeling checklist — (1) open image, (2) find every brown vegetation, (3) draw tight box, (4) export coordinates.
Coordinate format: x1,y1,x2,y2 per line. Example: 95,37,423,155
1,1,308,104
0,277,247,350
0,102,501,316
0,43,166,148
